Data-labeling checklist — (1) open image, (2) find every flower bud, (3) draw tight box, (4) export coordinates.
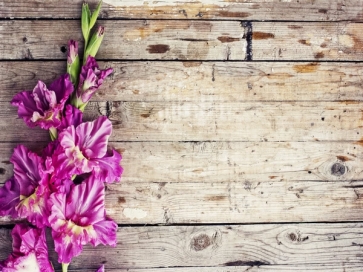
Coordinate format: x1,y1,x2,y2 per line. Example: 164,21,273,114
84,26,104,62
67,40,80,85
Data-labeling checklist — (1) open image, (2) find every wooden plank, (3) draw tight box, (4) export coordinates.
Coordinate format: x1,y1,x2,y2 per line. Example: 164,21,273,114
3,179,362,224
66,265,363,272
2,21,363,61
1,141,363,185
252,22,363,61
1,224,363,270
0,20,246,61
1,0,363,21
1,101,363,142
2,61,363,102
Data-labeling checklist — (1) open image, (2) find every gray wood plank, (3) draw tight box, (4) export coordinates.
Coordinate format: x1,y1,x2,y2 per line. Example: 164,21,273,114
1,224,363,270
1,61,363,102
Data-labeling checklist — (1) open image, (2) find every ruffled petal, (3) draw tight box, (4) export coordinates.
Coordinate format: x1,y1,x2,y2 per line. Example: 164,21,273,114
66,178,105,225
10,145,42,196
16,185,51,228
76,116,112,159
0,177,20,218
91,218,117,247
58,104,83,132
90,149,123,183
49,74,74,107
10,91,38,128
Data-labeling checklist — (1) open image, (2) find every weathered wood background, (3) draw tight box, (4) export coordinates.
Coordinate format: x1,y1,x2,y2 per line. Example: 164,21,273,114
1,0,363,271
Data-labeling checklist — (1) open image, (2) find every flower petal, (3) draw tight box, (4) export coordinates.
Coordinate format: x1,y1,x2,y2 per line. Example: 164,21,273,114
76,116,112,158
0,177,20,218
90,149,123,183
11,91,39,128
58,104,83,132
49,74,74,106
10,145,42,196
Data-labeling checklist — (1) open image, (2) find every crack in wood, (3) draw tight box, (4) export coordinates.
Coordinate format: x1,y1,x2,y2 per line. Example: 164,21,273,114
241,21,253,61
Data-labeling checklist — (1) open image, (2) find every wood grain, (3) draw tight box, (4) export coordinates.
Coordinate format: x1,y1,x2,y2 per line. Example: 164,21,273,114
1,224,363,270
67,265,363,272
1,100,363,142
3,179,363,225
1,0,363,21
2,21,363,61
2,61,363,102
1,141,363,185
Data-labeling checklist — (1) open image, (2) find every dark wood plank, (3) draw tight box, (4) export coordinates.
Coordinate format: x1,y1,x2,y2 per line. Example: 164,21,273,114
1,0,363,21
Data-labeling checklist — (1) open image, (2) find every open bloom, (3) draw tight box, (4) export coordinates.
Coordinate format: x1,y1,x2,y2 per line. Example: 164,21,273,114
0,224,54,272
54,116,122,183
72,56,112,111
49,178,117,264
11,74,73,129
10,145,50,228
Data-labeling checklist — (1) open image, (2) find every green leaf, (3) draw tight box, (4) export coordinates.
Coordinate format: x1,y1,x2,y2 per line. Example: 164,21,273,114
67,55,80,86
81,3,91,44
89,0,103,30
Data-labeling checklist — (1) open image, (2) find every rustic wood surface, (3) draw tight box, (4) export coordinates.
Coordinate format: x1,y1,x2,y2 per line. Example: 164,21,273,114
2,21,363,61
1,0,363,271
2,0,363,21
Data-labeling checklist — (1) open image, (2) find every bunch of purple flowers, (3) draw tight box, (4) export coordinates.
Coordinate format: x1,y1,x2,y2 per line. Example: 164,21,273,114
0,2,122,271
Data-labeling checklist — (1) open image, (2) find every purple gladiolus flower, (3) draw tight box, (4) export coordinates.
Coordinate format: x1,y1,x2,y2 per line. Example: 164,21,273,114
11,74,74,130
54,116,122,183
49,178,117,264
0,224,54,272
72,56,112,111
11,145,50,228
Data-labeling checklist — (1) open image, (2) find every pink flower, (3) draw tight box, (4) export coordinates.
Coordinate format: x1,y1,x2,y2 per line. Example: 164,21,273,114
54,116,122,183
72,56,112,111
0,224,54,272
11,74,73,130
10,145,50,228
48,178,117,264
58,104,83,132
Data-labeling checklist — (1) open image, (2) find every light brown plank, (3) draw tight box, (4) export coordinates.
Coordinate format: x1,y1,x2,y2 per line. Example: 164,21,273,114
1,0,363,21
2,61,363,102
0,20,246,60
2,21,363,61
1,141,363,185
1,224,363,270
1,101,363,142
252,22,363,61
3,179,362,224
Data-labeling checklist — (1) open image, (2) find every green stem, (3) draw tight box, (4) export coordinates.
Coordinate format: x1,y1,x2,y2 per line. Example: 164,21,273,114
62,263,69,272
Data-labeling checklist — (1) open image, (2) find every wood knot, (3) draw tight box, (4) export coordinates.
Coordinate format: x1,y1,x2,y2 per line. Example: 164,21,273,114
331,163,346,176
191,234,211,251
288,231,309,243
